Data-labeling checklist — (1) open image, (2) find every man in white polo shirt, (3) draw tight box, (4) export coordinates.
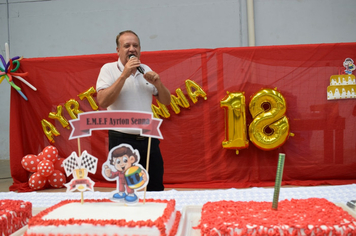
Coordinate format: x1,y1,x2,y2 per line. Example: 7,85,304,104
96,30,171,192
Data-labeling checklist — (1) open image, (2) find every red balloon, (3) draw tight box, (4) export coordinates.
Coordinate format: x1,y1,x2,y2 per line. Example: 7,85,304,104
37,160,54,177
28,173,47,190
41,146,58,163
48,170,66,188
21,154,41,172
53,157,65,173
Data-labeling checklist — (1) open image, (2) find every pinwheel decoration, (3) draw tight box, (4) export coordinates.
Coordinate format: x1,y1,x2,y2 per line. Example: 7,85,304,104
0,43,36,100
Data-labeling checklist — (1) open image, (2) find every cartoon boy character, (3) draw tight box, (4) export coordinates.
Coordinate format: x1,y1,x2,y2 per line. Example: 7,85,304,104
343,58,355,75
102,144,148,203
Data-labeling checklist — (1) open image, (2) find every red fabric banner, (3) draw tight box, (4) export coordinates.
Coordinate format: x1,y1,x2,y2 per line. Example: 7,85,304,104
9,43,356,192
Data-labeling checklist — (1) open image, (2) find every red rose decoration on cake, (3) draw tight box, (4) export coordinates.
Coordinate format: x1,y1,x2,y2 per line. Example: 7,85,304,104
21,146,67,190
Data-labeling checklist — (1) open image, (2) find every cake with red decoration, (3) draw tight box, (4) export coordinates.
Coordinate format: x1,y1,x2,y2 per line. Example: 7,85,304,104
24,198,181,236
0,199,32,236
197,198,356,235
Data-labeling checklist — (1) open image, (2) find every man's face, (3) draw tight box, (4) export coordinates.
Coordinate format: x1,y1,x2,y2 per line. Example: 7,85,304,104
113,155,135,172
117,32,141,65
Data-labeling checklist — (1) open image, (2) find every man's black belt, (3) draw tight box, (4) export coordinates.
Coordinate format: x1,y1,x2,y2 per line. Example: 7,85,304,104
109,130,147,141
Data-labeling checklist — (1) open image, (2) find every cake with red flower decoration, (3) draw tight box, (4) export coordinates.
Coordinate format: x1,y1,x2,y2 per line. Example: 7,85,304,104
24,198,181,236
0,199,32,236
197,198,356,235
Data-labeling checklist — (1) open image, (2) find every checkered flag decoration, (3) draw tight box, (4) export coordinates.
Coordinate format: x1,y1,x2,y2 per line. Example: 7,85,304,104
63,150,98,177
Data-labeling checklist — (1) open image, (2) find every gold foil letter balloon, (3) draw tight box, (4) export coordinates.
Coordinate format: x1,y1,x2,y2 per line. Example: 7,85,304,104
78,86,98,111
220,91,249,154
48,105,69,129
248,88,290,151
185,79,207,103
41,119,60,143
65,99,83,119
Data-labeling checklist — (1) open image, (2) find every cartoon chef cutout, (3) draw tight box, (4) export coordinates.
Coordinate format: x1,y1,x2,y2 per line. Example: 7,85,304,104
102,144,149,204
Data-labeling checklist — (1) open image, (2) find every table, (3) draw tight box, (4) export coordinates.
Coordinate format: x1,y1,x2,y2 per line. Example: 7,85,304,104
1,184,355,211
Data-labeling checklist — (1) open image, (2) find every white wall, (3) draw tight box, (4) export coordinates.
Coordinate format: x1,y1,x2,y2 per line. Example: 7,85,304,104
255,0,356,46
0,0,355,159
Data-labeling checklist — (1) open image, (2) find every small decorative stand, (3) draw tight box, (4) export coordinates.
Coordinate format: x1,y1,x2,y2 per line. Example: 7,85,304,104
63,139,98,204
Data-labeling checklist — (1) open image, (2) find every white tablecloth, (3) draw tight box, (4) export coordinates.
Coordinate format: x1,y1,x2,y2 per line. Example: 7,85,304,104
1,184,355,211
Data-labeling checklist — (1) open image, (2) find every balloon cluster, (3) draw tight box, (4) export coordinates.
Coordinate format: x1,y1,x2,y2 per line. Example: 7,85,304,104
0,54,30,100
21,146,67,190
0,43,37,100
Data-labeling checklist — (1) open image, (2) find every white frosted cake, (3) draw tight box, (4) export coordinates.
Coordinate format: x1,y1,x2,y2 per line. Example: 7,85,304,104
24,199,181,236
197,198,356,235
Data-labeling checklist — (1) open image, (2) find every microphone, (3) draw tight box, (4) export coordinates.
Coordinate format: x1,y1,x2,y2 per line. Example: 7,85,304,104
129,54,145,74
